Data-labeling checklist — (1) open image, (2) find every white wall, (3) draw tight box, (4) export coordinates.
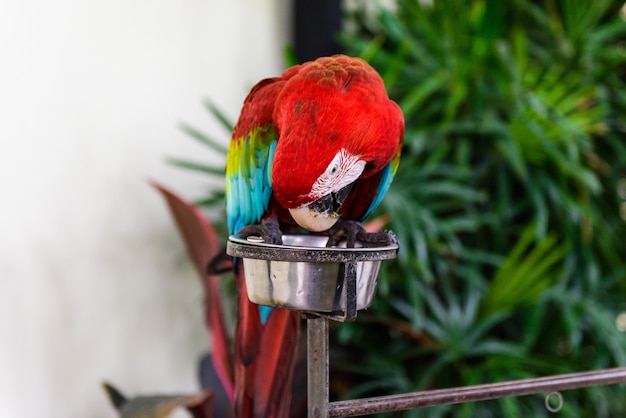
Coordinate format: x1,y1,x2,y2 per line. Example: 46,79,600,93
0,1,289,416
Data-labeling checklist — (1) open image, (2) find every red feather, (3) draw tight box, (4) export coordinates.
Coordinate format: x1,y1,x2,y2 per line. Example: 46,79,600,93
271,55,404,210
234,262,300,418
253,308,300,418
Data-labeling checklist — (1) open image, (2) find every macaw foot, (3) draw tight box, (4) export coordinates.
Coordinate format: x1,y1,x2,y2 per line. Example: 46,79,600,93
326,220,398,248
237,216,284,245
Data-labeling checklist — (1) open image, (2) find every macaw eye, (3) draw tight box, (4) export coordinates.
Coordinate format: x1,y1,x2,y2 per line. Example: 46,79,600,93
326,153,342,177
310,149,365,199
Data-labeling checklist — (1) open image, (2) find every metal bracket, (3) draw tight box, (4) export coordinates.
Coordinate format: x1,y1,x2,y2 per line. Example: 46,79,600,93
307,261,359,322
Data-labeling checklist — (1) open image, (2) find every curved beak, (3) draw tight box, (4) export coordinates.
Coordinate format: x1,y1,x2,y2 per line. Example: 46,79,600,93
288,183,354,232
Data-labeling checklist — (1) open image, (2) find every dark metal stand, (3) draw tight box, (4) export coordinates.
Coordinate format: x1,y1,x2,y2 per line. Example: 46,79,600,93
307,261,356,417
308,317,330,418
326,367,626,417
307,315,626,416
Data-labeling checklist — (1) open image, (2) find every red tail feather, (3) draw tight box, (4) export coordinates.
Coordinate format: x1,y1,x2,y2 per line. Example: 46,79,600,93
234,262,301,418
254,308,300,417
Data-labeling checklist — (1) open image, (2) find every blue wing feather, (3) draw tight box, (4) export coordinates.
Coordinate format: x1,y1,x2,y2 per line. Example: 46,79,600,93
362,150,401,220
226,132,277,323
226,129,277,235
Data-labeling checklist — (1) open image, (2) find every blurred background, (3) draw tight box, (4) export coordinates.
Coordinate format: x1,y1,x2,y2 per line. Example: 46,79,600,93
3,0,626,417
0,0,290,416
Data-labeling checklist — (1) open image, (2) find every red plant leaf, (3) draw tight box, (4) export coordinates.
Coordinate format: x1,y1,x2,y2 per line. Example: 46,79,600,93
151,181,234,405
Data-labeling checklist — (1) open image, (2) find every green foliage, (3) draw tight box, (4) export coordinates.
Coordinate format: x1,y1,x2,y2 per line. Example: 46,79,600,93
174,1,626,415
479,225,569,318
333,0,626,416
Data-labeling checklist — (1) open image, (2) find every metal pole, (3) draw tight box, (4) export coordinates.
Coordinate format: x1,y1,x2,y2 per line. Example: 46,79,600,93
308,316,329,418
328,366,626,417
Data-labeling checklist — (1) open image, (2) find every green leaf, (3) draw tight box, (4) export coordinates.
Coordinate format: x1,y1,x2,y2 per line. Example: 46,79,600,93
479,225,569,318
398,70,448,116
166,158,225,177
203,99,234,133
178,122,228,155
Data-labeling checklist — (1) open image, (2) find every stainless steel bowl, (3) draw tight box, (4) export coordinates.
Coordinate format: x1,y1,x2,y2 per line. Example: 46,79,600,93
226,234,398,314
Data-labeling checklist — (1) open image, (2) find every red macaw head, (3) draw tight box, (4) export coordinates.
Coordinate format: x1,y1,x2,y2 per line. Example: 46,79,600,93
271,56,403,232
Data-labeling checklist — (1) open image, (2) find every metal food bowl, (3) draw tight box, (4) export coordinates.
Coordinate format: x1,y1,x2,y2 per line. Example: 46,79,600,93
226,234,398,316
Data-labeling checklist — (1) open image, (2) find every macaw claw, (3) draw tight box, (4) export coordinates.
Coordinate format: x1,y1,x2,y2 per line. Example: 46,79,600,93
237,216,284,245
326,220,398,248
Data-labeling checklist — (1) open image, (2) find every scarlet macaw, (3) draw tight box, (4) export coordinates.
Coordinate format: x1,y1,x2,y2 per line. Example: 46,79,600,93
225,55,403,417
